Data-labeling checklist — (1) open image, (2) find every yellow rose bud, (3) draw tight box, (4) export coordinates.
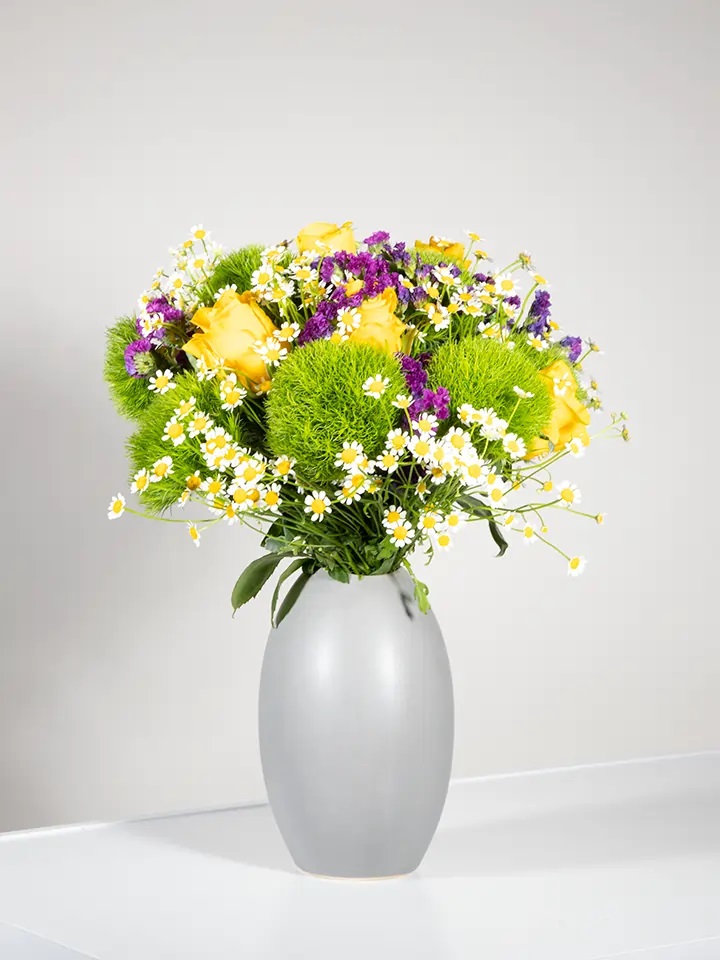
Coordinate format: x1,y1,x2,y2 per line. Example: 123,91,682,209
183,290,278,388
296,221,357,254
415,236,466,262
348,287,406,355
524,359,591,459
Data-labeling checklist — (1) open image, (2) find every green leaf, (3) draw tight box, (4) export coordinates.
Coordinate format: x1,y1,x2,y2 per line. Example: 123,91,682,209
274,569,313,628
489,520,509,558
413,578,431,615
231,552,291,614
270,558,307,627
327,567,350,584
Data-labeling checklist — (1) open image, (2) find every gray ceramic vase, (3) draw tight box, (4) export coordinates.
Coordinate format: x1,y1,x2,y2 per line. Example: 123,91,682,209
258,569,454,879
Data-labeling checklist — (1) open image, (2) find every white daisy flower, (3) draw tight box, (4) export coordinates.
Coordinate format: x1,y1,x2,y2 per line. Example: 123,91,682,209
444,510,468,531
412,413,438,437
426,302,451,330
174,396,197,419
187,522,201,547
457,403,477,424
362,374,390,398
107,493,126,520
568,437,587,457
335,440,365,470
220,373,247,409
383,505,407,530
386,429,409,452
150,456,173,481
495,273,519,296
392,394,413,411
277,321,301,343
213,284,238,300
433,266,458,287
195,357,223,381
434,531,452,551
552,371,574,397
189,224,208,241
304,490,332,521
235,458,266,485
201,475,226,499
130,469,151,494
227,482,255,511
336,483,363,504
251,263,277,290
409,435,433,462
375,450,400,473
501,511,519,528
558,481,582,506
418,510,443,533
336,308,362,336
148,369,176,394
187,411,213,438
445,426,472,453
567,555,587,576
254,337,288,366
520,522,537,543
272,455,295,479
502,432,527,459
486,481,510,508
389,522,415,547
165,272,186,296
527,334,549,352
162,416,186,446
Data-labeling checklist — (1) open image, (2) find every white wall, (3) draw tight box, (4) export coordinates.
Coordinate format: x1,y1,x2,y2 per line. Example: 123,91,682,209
1,0,718,832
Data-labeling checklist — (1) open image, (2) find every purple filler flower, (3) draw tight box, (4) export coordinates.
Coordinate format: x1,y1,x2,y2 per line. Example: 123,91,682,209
527,289,552,335
560,336,583,363
124,337,156,378
364,231,390,245
408,387,451,421
297,303,336,346
397,354,428,396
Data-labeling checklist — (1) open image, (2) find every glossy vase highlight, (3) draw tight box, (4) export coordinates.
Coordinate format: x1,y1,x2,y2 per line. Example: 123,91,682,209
258,569,454,879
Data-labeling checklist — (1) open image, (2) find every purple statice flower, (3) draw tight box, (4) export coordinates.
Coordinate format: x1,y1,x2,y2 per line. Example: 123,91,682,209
560,335,583,363
397,353,428,396
504,295,521,309
321,250,402,306
147,296,184,325
527,289,552,336
473,272,490,283
408,387,451,422
364,230,390,245
297,301,337,346
124,337,156,378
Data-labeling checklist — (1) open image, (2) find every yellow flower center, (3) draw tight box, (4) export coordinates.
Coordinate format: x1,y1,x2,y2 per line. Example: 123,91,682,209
208,479,223,495
233,488,249,504
450,434,465,450
311,498,326,514
192,417,208,432
390,435,406,450
276,459,291,475
265,491,280,506
466,463,482,479
187,475,201,490
224,389,242,405
386,510,402,524
447,515,460,527
381,454,396,468
543,481,553,492
155,376,169,390
136,475,149,490
414,440,430,457
500,278,514,291
154,463,168,477
392,526,409,541
437,534,450,548
561,489,575,503
189,526,199,540
167,422,183,439
569,556,581,570
489,488,503,503
341,449,357,464
523,527,534,538
112,500,123,514
422,515,437,529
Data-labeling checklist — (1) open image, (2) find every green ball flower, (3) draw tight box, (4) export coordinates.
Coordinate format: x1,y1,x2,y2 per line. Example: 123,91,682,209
428,337,552,444
266,341,405,486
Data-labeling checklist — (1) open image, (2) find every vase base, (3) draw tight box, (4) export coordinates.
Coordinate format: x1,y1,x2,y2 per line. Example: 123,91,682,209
296,866,413,882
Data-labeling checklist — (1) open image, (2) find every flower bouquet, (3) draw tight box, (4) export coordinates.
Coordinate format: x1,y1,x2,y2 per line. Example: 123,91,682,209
105,221,628,878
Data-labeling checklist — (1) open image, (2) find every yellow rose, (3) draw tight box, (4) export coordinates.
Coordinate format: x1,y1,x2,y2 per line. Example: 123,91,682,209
525,359,591,459
415,236,466,262
183,290,278,387
349,287,406,354
296,221,357,254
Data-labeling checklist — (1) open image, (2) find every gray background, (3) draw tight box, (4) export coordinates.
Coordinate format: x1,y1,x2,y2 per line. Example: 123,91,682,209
0,0,718,833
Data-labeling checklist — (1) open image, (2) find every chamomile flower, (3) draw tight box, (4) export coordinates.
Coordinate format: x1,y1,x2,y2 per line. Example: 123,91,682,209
148,369,176,394
187,251,210,275
392,394,413,411
165,272,186,296
486,481,509,507
184,471,202,493
187,523,201,547
433,266,458,286
518,251,534,269
595,513,606,525
416,479,430,498
386,429,409,452
567,555,587,576
251,263,276,290
335,441,365,470
201,475,226,498
162,416,186,446
224,502,241,526
336,308,362,337
174,396,197,419
304,490,332,521
457,403,477,425
552,371,574,397
501,511,519,528
542,479,554,493
272,455,295,479
188,224,208,241
362,374,390,398
409,435,433,462
131,469,151,494
532,272,548,286
527,334,549,352
513,386,534,399
220,373,247,409
419,510,443,532
255,337,288,367
426,303,451,330
227,482,255,511
213,284,238,300
336,483,362,504
445,426,472,453
568,436,588,457
276,321,301,343
107,493,126,520
459,457,486,485
444,510,468,531
235,458,266,485
557,482,581,506
494,273,519,296
150,456,173,481
383,505,407,529
465,230,485,243
260,483,282,513
375,450,400,473
502,432,527,459
195,357,223,381
435,531,452,550
389,522,415,547
264,279,295,304
413,413,438,437
201,427,232,460
422,281,441,300
520,522,537,543
187,411,213,438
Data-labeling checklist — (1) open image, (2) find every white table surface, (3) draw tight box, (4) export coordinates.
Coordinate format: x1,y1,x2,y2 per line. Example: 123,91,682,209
0,753,719,960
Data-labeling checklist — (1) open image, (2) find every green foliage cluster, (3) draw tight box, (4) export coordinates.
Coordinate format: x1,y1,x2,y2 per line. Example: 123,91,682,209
104,317,157,421
126,372,250,513
429,337,553,446
196,245,265,304
266,341,405,487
